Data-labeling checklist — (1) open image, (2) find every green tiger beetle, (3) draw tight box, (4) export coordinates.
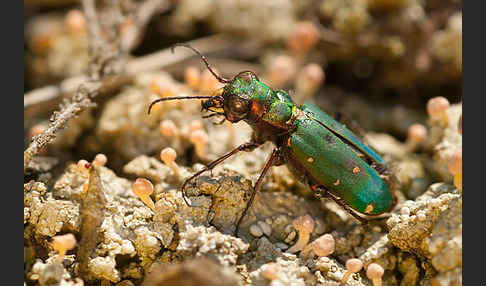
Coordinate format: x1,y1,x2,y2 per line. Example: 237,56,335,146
149,44,396,234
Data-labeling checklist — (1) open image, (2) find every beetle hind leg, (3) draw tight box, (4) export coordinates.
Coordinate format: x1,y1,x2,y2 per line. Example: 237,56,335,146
311,184,369,225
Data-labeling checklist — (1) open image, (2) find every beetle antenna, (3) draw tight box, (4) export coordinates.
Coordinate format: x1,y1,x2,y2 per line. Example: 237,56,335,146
172,43,230,84
148,95,213,114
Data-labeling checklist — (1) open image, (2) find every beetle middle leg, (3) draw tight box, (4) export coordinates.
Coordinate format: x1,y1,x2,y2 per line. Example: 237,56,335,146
181,141,260,206
311,184,369,225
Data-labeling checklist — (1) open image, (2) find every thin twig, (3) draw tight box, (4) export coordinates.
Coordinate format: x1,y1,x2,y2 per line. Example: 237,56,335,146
24,82,98,171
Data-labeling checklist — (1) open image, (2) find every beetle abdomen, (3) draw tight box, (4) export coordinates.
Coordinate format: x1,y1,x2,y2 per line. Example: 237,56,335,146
283,107,393,215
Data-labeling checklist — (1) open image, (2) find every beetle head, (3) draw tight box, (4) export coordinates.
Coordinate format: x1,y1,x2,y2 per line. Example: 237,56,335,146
218,71,259,123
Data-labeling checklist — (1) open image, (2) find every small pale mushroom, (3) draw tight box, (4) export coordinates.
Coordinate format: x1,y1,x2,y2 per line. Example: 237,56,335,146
300,233,335,259
159,120,178,137
342,258,363,282
132,178,155,211
190,129,209,160
51,233,77,262
65,9,86,34
296,63,325,98
160,147,180,178
77,159,90,196
92,153,108,167
287,21,320,54
448,150,462,191
287,215,314,254
366,263,384,286
427,96,450,125
267,55,297,88
313,233,335,256
406,124,427,151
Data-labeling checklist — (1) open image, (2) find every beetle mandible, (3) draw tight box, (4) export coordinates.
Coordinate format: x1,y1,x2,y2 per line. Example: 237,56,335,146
148,44,395,234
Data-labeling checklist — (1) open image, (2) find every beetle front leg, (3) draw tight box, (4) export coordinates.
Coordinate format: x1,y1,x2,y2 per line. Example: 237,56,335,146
181,141,260,206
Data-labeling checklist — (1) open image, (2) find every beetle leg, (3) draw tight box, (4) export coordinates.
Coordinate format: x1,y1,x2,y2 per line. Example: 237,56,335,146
312,184,369,225
181,142,260,206
235,148,280,235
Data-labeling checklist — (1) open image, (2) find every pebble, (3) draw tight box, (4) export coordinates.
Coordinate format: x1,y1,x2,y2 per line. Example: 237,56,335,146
258,221,272,236
249,224,263,237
